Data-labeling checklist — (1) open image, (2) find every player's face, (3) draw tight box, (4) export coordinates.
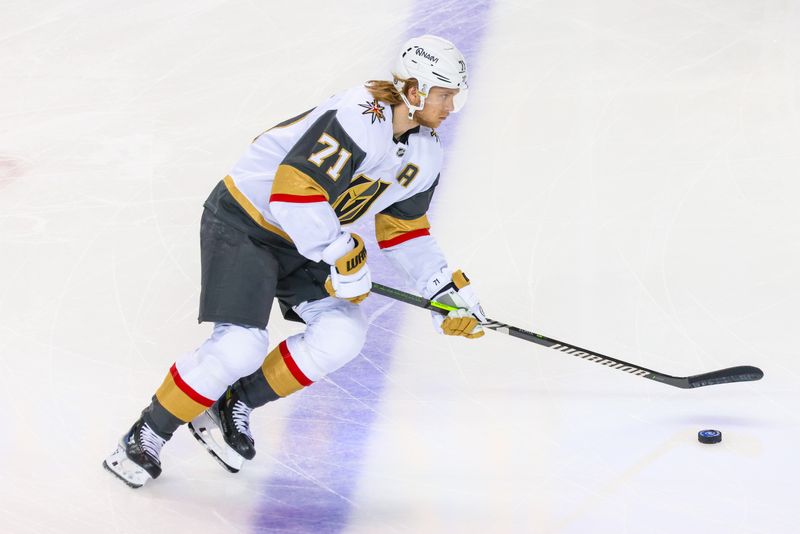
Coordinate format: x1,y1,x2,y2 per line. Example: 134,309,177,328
415,86,459,128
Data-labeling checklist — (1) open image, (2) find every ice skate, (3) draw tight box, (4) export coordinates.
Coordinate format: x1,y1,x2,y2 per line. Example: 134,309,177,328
103,418,166,488
188,388,255,473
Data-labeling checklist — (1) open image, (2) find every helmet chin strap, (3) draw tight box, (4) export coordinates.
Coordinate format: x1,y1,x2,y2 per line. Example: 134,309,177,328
393,78,427,121
399,90,426,121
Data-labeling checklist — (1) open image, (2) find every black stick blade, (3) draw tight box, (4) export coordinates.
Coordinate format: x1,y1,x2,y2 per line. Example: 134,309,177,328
686,366,764,389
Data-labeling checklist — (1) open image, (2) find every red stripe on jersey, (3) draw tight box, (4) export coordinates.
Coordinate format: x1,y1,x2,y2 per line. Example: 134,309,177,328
169,364,215,407
278,341,313,386
269,194,328,203
378,228,431,249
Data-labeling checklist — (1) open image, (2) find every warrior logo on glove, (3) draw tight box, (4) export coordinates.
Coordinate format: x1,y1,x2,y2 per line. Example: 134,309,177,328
324,233,371,304
344,247,366,273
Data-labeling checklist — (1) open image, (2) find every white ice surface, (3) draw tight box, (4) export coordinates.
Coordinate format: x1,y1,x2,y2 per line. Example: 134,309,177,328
1,1,798,533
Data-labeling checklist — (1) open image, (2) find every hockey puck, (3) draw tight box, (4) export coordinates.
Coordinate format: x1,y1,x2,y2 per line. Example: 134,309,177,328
698,429,722,444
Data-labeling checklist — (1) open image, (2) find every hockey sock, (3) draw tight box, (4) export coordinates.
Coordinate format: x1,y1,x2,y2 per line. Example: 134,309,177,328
140,397,181,440
231,340,313,408
143,363,216,438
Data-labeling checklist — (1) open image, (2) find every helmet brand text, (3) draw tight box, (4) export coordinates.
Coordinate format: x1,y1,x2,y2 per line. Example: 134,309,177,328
415,47,439,63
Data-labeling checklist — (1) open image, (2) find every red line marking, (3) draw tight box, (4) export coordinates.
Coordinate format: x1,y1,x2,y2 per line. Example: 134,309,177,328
170,364,215,407
378,228,430,249
278,341,313,387
269,194,327,203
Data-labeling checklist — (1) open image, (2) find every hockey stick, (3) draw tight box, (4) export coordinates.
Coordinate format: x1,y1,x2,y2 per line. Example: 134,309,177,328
371,283,764,389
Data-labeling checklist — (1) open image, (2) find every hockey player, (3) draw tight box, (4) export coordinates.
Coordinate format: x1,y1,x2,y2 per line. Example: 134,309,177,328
103,35,486,488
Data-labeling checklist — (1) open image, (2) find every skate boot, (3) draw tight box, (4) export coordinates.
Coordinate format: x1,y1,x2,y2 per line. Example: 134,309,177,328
188,387,255,473
103,418,167,488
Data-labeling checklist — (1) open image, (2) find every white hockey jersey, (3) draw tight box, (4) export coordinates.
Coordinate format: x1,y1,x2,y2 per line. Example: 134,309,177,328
221,84,449,294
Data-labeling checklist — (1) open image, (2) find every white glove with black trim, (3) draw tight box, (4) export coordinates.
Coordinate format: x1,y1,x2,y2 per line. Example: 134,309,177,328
424,268,486,339
322,232,371,304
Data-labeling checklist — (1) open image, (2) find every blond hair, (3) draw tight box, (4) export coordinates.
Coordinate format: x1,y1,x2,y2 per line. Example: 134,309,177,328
365,78,418,106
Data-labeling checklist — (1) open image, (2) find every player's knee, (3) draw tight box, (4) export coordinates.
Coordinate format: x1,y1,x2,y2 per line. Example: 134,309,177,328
304,305,367,375
211,323,269,378
187,323,268,389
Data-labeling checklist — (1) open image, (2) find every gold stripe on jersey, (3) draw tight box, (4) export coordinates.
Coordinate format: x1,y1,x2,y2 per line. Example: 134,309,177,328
271,164,331,200
375,213,431,243
252,108,315,142
223,175,293,242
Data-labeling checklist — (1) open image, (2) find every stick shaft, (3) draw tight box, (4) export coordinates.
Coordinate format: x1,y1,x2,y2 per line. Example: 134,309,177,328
370,283,763,389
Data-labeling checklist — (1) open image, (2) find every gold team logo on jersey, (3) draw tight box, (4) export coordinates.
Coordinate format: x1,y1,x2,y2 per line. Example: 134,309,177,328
359,99,386,124
332,174,391,224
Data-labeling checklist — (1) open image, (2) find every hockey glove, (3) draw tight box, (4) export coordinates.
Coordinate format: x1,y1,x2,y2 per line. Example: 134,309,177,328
323,232,371,304
424,268,486,339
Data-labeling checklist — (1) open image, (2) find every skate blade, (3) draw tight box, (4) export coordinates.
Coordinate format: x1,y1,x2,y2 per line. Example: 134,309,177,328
103,443,152,488
188,419,245,473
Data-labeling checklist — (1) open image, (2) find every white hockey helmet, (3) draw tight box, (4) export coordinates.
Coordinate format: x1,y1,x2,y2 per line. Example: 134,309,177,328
392,35,469,120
